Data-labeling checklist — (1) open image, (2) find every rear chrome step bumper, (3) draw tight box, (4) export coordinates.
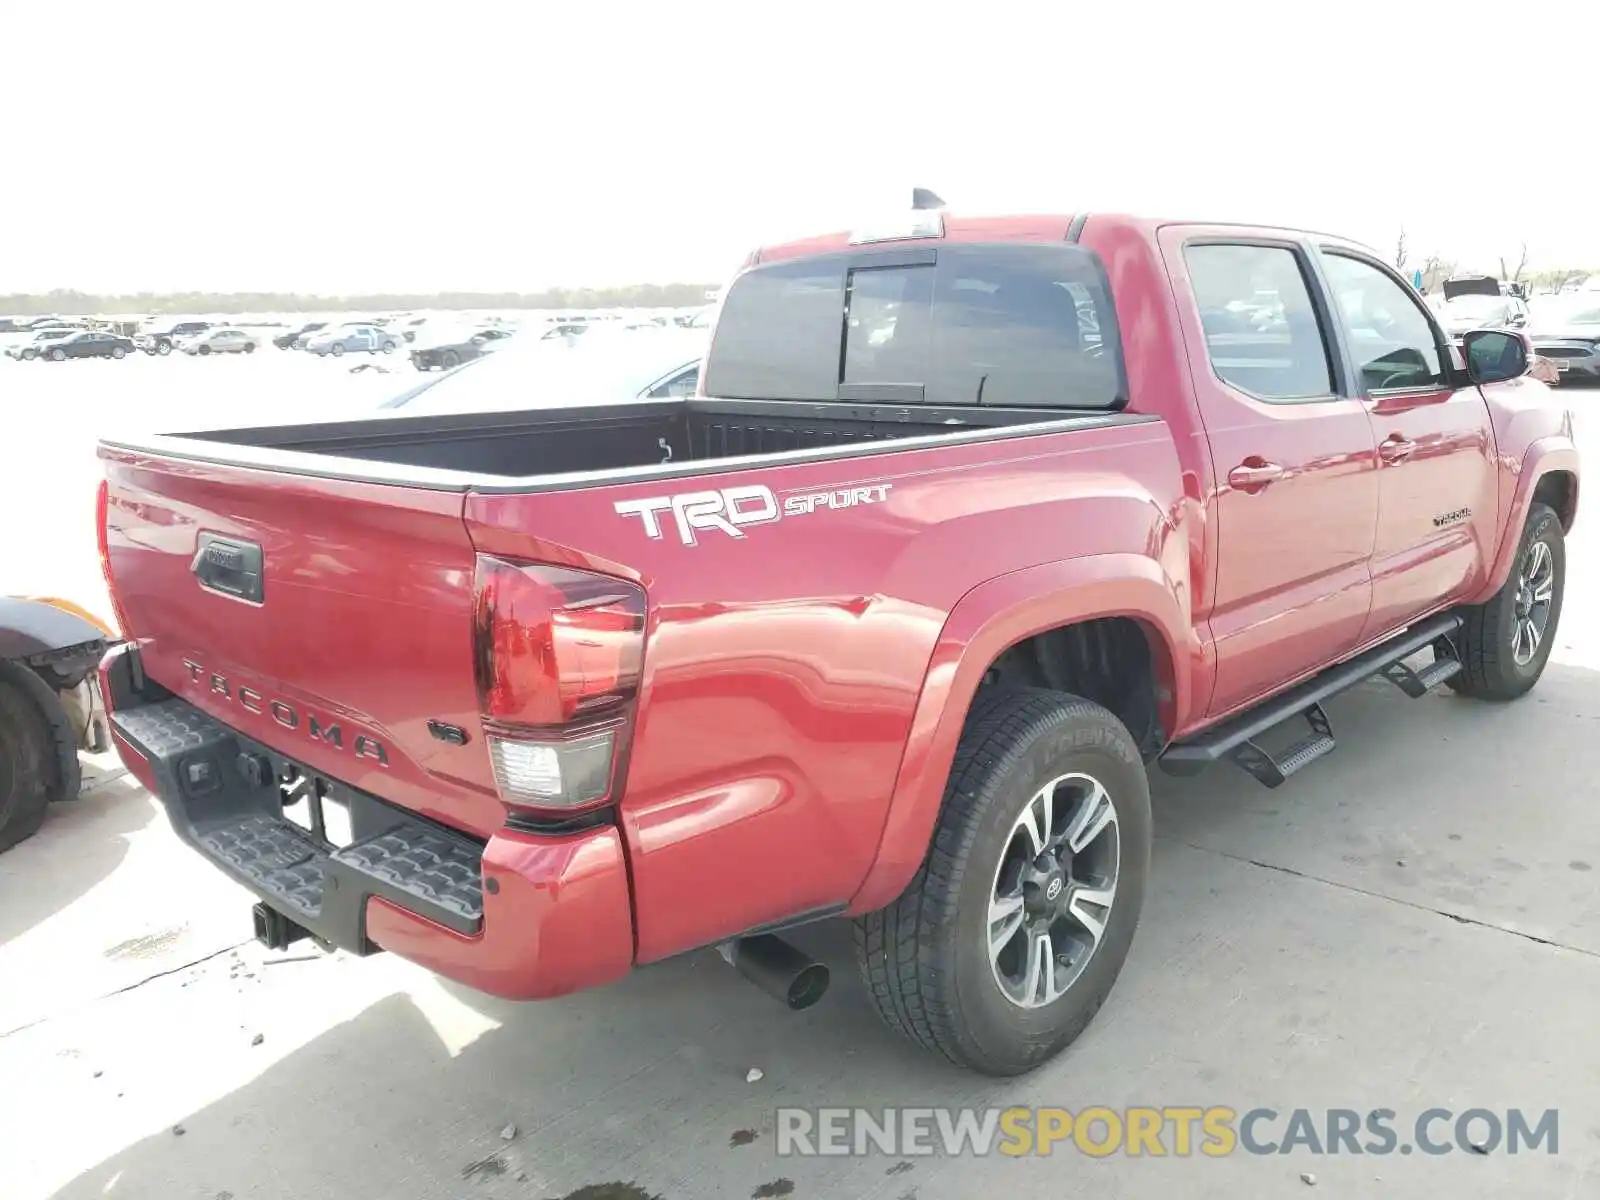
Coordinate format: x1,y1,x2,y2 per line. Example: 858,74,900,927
99,643,636,999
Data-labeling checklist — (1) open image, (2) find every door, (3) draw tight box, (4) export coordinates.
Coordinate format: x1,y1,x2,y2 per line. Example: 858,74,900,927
1167,234,1381,719
1318,250,1499,643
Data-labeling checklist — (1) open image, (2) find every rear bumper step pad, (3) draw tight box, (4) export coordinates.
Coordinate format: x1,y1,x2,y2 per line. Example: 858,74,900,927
112,699,484,952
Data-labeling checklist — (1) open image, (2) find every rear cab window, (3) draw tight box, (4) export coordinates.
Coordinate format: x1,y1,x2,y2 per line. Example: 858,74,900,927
704,244,1124,409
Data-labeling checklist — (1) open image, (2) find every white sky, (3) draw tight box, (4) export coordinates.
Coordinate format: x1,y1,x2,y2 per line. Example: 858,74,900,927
2,0,1592,294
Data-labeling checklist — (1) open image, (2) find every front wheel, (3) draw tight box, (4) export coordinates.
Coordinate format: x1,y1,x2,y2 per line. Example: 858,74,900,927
243,342,255,353
1447,501,1565,700
48,348,65,361
330,343,345,357
156,341,171,355
381,340,396,354
20,349,36,361
198,344,211,355
855,687,1151,1076
111,345,126,359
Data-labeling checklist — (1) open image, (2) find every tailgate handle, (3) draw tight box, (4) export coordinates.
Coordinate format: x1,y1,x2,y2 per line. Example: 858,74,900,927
191,534,265,603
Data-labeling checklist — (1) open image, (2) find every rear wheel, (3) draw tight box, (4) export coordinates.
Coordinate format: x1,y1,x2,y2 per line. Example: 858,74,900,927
854,688,1151,1075
0,678,52,854
198,344,211,355
111,345,126,359
20,348,36,361
441,349,460,368
331,343,345,357
381,340,396,354
1447,502,1565,700
243,342,255,353
156,340,171,355
48,348,65,361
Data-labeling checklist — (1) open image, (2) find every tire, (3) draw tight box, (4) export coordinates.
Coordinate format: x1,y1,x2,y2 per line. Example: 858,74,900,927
111,345,126,359
48,348,65,361
381,340,396,354
20,349,36,361
1447,501,1565,700
156,341,171,355
441,349,460,369
243,342,255,354
854,687,1152,1075
198,344,211,355
330,343,345,357
0,676,53,854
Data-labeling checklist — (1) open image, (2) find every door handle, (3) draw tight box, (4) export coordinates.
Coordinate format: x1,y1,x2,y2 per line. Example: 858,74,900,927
1378,436,1417,464
1228,459,1285,491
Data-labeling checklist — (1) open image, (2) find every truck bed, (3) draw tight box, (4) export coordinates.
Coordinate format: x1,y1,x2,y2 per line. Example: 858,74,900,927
106,398,1129,489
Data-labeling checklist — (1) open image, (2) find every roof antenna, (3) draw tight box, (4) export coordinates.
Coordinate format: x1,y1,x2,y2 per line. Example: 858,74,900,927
911,187,946,211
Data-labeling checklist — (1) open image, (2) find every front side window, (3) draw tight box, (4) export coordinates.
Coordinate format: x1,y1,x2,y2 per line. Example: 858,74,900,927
1322,253,1445,391
1183,243,1335,401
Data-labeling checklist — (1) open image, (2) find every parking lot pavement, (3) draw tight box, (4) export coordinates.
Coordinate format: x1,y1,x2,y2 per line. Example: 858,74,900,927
1,365,1597,1198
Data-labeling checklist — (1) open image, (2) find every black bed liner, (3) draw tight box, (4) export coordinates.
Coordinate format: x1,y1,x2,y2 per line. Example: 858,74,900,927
100,398,1159,494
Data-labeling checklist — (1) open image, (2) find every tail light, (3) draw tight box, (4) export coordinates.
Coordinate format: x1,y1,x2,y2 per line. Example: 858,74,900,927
472,555,647,821
95,479,131,637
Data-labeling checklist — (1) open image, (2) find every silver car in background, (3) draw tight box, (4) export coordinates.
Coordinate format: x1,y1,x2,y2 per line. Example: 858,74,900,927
305,324,401,357
376,325,707,416
1528,297,1600,383
179,327,262,355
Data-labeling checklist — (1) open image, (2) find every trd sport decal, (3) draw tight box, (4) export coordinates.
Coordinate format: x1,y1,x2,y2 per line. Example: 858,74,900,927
615,482,893,546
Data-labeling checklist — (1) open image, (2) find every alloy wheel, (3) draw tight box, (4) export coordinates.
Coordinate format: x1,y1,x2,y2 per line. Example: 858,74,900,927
987,772,1120,1008
1512,539,1555,666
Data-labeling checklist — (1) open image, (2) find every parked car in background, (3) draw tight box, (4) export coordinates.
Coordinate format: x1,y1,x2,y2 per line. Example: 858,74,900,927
383,326,706,411
139,320,212,355
540,322,589,341
305,324,400,357
180,327,262,355
409,325,516,371
274,321,328,350
1528,297,1600,383
4,328,78,360
1437,292,1529,340
39,329,137,360
0,598,112,854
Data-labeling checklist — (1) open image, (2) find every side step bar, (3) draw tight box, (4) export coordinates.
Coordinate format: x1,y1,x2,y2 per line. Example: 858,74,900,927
1160,613,1463,787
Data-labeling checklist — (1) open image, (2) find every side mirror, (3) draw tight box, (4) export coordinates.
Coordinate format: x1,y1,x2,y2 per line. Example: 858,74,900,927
1462,328,1531,385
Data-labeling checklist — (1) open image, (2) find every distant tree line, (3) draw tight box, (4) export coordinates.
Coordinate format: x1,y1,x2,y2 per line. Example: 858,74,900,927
1395,232,1592,295
0,283,719,317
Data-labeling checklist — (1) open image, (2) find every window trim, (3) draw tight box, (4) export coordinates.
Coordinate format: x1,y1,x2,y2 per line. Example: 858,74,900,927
1181,235,1348,405
1316,245,1455,397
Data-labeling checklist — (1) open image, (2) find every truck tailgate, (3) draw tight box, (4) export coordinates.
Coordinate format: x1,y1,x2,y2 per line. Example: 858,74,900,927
100,447,505,839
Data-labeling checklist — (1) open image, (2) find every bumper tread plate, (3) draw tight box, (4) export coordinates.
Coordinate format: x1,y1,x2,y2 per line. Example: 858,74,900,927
113,698,485,948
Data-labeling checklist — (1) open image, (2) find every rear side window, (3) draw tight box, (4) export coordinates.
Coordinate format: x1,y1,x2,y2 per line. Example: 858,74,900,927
1183,243,1335,401
705,244,1123,409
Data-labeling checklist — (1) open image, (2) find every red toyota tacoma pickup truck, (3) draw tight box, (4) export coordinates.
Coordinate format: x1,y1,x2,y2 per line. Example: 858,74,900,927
96,205,1578,1075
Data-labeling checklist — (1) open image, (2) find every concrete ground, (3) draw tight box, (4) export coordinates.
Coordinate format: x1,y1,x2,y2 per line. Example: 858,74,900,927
0,356,1596,1199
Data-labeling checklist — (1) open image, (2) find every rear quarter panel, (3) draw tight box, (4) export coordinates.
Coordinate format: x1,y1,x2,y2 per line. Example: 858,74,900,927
467,421,1192,960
